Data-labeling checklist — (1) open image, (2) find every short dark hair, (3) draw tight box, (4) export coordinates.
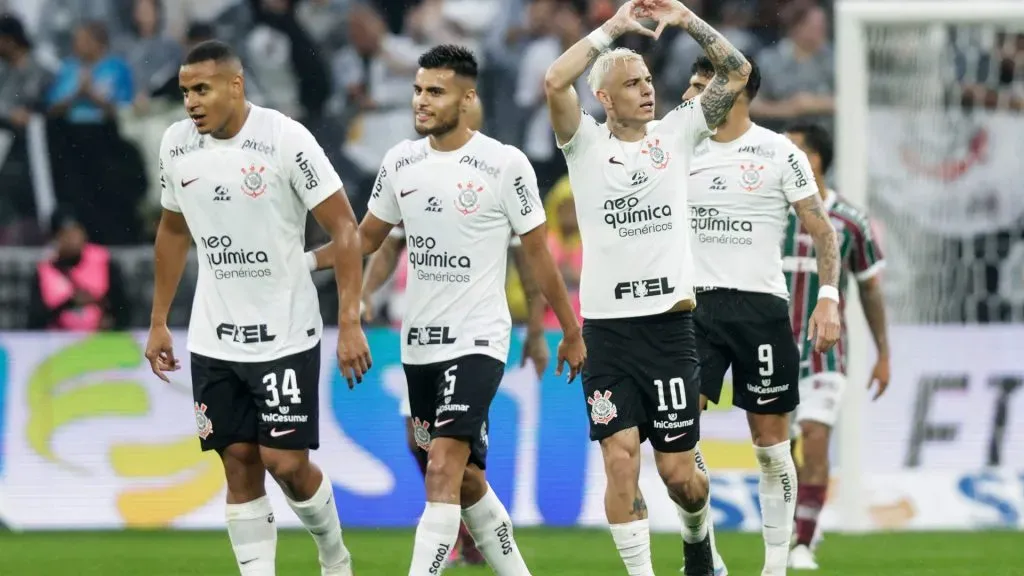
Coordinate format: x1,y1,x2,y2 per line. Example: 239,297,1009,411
690,54,761,102
184,40,238,66
786,122,833,173
418,44,478,79
0,14,31,49
186,23,216,44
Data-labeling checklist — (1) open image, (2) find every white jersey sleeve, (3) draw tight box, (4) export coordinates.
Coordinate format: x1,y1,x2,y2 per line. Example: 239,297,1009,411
158,127,181,213
781,144,818,204
557,110,604,162
659,96,715,148
499,147,546,235
280,119,344,210
367,148,403,225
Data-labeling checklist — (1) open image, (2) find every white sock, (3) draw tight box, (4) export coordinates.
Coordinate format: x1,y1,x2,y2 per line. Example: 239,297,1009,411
609,520,655,576
286,473,351,571
689,444,726,570
461,485,531,575
226,495,277,576
409,502,461,576
755,441,798,570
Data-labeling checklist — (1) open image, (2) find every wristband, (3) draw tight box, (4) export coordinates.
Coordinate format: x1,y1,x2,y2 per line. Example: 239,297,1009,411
587,27,613,52
305,251,318,272
818,285,839,302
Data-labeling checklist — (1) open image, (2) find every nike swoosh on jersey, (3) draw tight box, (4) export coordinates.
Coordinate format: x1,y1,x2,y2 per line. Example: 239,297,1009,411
608,156,624,165
756,396,779,405
269,428,296,437
181,177,199,187
400,188,418,197
664,432,687,442
435,418,455,428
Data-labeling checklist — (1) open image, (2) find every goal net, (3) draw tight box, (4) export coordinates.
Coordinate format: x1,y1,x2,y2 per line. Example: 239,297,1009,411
834,1,1024,533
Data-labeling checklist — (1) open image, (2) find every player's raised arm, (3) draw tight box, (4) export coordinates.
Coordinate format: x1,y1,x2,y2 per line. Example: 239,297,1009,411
544,0,657,146
641,0,750,129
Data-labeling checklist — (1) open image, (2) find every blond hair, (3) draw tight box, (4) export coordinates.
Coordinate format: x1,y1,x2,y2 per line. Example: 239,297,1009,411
586,47,644,93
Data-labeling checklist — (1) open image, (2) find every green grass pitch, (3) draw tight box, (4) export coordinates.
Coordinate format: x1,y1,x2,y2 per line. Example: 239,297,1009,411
1,528,1020,574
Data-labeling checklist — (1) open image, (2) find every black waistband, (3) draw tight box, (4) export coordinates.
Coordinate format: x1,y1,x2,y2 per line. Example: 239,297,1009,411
694,286,741,294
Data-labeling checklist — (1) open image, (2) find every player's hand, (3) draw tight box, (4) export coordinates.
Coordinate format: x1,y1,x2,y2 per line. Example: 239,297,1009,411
556,329,586,383
807,299,841,353
605,0,662,40
145,324,180,383
337,321,372,388
632,0,692,33
868,354,890,400
521,331,550,379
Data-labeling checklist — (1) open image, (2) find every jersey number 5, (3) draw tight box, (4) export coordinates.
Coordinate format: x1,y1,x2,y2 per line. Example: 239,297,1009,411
265,368,302,407
654,377,687,411
442,365,457,397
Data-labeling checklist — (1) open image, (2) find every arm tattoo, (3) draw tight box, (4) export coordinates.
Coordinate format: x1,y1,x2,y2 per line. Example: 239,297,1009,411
683,15,751,128
793,196,840,288
631,493,648,519
860,279,890,356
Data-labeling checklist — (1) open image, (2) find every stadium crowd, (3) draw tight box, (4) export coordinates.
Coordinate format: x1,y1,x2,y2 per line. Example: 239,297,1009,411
0,0,838,329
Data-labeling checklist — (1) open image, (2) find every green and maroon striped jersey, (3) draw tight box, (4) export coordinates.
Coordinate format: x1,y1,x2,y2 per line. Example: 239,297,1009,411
782,190,885,368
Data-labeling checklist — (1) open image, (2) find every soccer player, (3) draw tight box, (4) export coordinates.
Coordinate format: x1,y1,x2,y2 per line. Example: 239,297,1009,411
144,41,371,576
544,1,751,574
358,44,586,575
683,55,841,575
783,122,890,571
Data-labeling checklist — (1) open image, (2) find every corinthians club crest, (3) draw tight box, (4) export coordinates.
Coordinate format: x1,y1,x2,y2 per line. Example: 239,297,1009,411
241,165,267,198
587,390,617,425
642,138,670,170
194,402,214,439
740,163,764,192
455,181,483,215
412,417,432,451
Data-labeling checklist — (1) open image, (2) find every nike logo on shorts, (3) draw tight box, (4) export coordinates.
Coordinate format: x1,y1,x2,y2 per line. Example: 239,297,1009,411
269,428,295,438
435,418,455,428
757,396,778,405
664,432,687,443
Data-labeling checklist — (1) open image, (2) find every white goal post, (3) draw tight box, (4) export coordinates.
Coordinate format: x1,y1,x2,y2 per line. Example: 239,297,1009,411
835,0,1024,532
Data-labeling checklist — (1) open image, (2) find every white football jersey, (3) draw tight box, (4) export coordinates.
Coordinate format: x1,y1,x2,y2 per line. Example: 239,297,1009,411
367,132,545,365
159,104,343,362
560,97,713,319
688,124,817,297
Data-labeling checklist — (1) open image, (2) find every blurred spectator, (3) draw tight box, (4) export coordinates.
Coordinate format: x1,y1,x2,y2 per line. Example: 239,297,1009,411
516,0,597,196
295,0,351,52
751,0,834,132
34,0,118,65
542,175,581,329
481,0,548,144
335,3,421,218
28,207,130,330
958,31,1024,111
117,0,181,112
0,14,52,243
46,21,145,245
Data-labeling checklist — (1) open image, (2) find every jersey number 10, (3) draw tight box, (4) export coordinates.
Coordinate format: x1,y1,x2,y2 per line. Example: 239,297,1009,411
654,377,687,411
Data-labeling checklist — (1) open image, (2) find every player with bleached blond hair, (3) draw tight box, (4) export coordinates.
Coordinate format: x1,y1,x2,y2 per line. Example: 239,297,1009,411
544,1,750,575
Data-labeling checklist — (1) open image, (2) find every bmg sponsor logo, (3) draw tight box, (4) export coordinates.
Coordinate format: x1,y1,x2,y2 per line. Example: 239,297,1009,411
407,326,457,346
614,277,676,300
407,235,472,283
294,152,321,190
787,153,808,188
216,322,276,344
513,176,533,216
602,195,672,238
689,206,753,246
201,235,272,279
